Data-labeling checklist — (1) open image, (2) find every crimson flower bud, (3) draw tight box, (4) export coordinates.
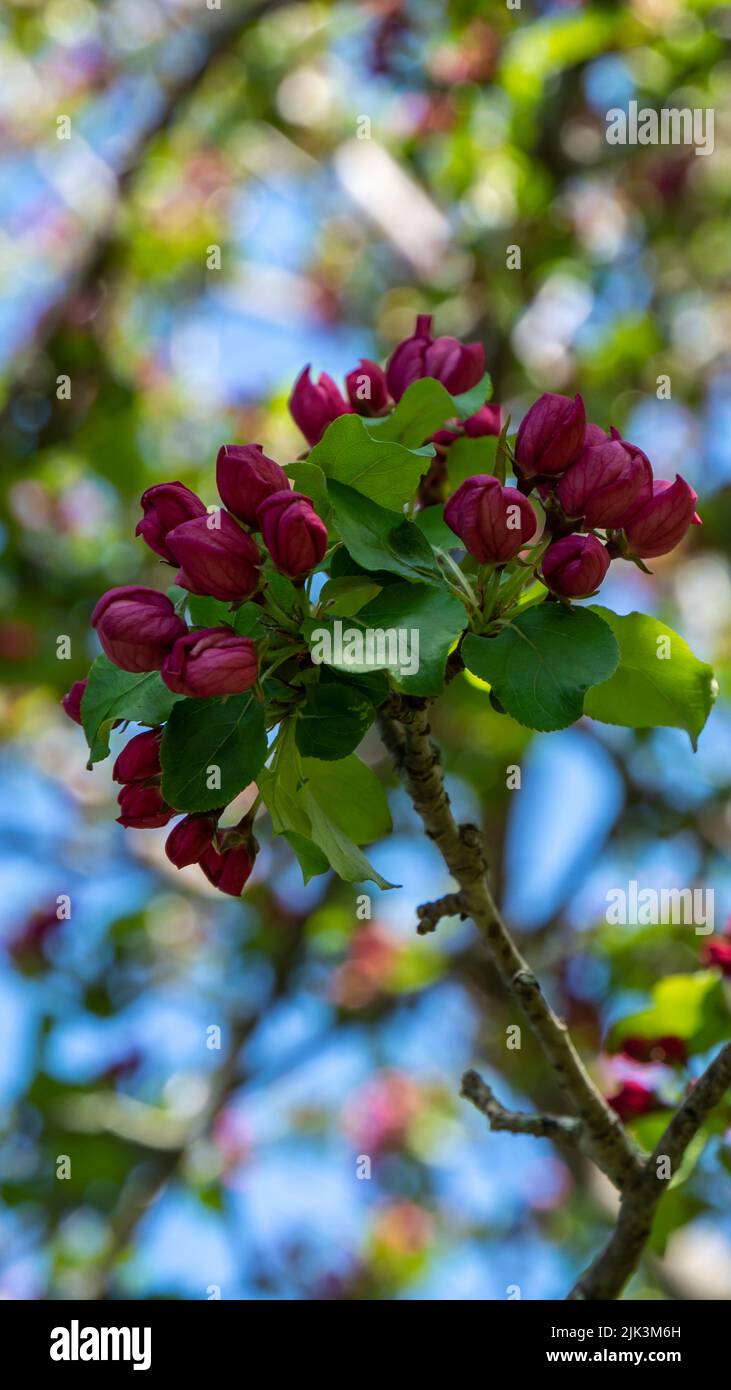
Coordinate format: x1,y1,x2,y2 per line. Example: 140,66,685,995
515,392,586,479
345,358,389,415
8,906,62,966
257,489,328,579
116,782,174,829
444,474,537,563
162,627,259,698
135,482,207,563
622,475,701,558
702,937,731,976
112,729,162,784
289,365,350,446
165,813,218,868
386,314,485,401
91,586,187,673
167,511,261,602
463,403,502,438
200,827,257,896
608,1081,664,1123
541,534,610,598
557,436,653,527
620,1036,687,1065
216,444,288,528
61,678,87,725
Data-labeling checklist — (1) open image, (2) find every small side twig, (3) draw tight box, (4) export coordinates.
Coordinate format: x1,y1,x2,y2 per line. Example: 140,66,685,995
416,891,465,935
461,1069,583,1142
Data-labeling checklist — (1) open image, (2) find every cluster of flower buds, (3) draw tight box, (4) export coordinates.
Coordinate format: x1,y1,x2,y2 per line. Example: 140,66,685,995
605,1028,691,1123
288,313,493,447
513,392,700,597
72,438,330,894
444,389,700,595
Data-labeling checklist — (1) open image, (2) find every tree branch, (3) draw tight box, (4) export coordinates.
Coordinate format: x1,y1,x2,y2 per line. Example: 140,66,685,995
569,1042,731,1300
461,1069,583,1142
377,701,641,1193
416,891,465,935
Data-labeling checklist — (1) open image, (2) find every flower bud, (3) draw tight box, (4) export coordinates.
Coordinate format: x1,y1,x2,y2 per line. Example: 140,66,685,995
61,678,87,725
622,475,701,558
165,813,218,868
608,1081,664,1123
386,314,485,401
116,782,174,829
200,827,257,896
557,436,653,527
135,482,207,562
91,586,187,673
216,444,288,528
444,474,537,563
463,403,502,438
167,511,261,602
345,358,389,415
541,534,610,598
112,729,162,784
620,1036,687,1064
257,489,328,579
162,627,259,698
515,392,586,479
701,935,731,976
289,365,350,446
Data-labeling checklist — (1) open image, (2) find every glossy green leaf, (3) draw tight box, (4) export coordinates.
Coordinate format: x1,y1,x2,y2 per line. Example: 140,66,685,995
310,414,433,509
81,655,180,764
160,693,267,812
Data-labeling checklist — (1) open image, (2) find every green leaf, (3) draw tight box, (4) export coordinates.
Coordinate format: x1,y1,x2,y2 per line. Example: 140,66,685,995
282,831,330,882
365,378,456,446
187,595,265,638
81,655,180,764
284,460,331,522
301,754,392,845
358,582,467,695
608,972,729,1056
318,575,382,616
310,414,433,509
260,730,393,888
327,480,441,585
447,435,500,490
160,694,267,812
413,505,457,551
452,371,493,419
585,607,717,750
295,682,374,760
462,604,619,732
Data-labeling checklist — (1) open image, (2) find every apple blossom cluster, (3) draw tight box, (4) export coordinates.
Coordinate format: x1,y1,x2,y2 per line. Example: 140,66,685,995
62,313,703,899
445,391,701,596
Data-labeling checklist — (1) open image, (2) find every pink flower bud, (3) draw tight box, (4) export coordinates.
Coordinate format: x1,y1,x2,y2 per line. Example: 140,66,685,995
91,586,187,673
515,392,586,479
167,511,261,602
61,678,87,725
216,444,288,528
165,813,218,868
541,534,610,598
622,475,701,558
257,489,328,579
463,403,502,438
620,1035,687,1064
557,436,653,527
112,729,162,784
386,314,485,401
345,358,389,415
289,365,350,445
444,474,537,563
608,1080,664,1123
162,627,259,698
135,482,207,563
116,782,174,829
200,828,256,896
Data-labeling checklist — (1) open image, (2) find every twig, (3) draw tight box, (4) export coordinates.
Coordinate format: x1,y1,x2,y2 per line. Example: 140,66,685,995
569,1042,731,1300
461,1069,583,1142
416,891,465,935
377,703,641,1193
